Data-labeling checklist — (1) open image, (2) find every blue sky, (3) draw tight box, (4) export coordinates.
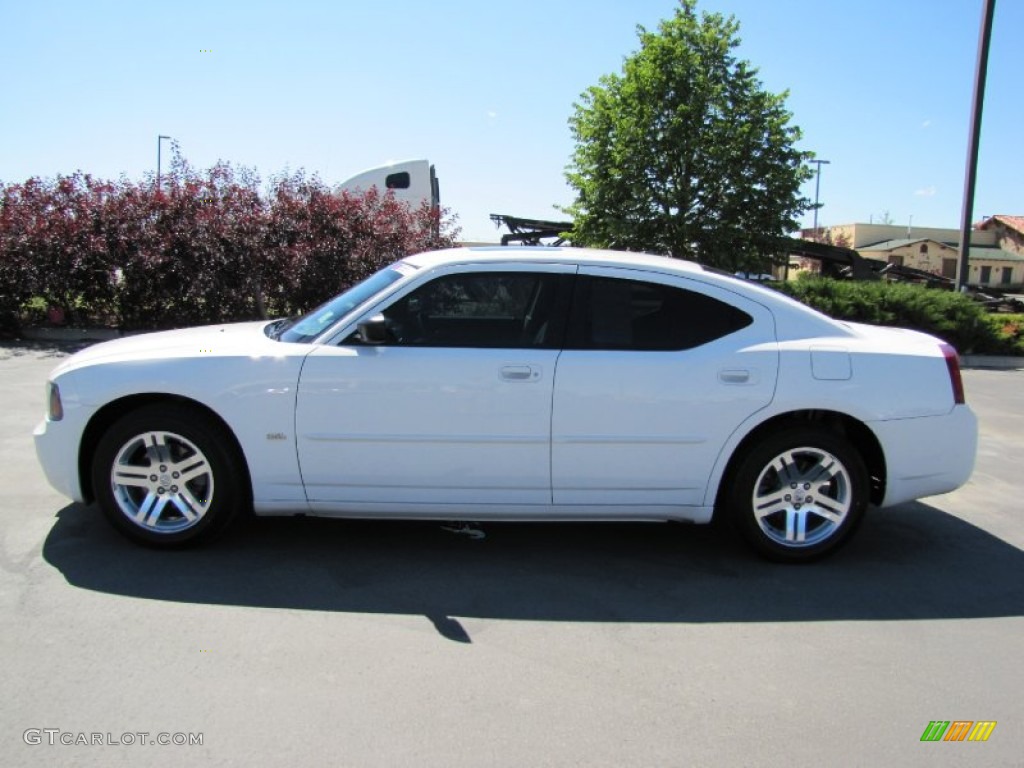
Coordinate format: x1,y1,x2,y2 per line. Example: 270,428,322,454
1,0,1019,242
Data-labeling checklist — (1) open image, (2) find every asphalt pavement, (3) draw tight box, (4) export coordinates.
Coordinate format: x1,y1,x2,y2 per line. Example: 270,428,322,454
1,341,1021,767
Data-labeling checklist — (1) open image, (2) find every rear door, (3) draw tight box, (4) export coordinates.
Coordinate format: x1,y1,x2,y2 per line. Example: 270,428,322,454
551,267,778,508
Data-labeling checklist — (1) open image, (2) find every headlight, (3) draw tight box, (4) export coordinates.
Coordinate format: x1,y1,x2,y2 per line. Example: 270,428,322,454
47,382,63,421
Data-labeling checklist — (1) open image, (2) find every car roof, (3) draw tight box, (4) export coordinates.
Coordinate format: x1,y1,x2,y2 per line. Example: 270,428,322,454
403,246,707,275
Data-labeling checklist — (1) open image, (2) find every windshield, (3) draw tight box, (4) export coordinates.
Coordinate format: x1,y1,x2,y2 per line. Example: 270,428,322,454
274,263,413,343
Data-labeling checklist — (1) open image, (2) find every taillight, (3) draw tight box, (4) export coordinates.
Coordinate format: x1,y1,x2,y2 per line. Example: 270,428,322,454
939,344,965,405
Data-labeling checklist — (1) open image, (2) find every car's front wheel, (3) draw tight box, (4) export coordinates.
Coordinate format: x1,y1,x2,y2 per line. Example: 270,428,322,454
725,427,869,562
91,404,245,547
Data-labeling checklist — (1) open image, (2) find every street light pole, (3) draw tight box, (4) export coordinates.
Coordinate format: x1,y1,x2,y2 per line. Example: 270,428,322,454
810,159,831,234
956,0,997,292
157,135,171,191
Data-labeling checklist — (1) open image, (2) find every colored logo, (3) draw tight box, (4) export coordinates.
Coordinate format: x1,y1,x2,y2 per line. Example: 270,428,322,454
920,721,996,742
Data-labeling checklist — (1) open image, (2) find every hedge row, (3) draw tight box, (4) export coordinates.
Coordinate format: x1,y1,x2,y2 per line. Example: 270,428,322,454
774,276,1024,355
0,162,459,330
2,166,1017,356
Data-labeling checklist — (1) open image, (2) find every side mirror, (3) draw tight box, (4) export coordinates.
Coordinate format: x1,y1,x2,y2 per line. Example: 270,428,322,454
356,314,388,344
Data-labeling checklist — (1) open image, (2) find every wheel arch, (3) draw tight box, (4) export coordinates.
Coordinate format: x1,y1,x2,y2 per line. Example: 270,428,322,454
78,393,253,506
713,409,886,512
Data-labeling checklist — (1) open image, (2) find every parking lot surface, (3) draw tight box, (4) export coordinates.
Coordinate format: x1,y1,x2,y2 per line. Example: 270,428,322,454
1,342,1021,767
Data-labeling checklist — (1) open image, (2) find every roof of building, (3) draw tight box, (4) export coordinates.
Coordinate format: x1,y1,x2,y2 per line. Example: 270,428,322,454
858,238,955,251
858,239,1024,262
967,247,1024,262
976,215,1024,235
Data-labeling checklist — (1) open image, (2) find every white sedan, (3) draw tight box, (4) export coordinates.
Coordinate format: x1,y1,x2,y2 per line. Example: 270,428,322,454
34,247,977,561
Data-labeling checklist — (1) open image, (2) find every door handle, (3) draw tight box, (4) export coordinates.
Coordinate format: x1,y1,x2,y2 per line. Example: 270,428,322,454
501,365,539,381
719,368,751,384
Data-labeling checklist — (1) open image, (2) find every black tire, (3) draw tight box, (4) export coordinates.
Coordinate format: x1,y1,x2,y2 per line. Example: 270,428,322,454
724,426,869,562
91,403,246,547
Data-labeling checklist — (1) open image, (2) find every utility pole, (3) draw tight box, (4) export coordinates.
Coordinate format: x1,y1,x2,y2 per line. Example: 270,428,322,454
810,159,831,234
157,135,171,192
956,0,997,292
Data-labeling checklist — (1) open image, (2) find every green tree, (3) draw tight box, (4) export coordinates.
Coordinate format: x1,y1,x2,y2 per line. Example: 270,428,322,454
565,0,813,272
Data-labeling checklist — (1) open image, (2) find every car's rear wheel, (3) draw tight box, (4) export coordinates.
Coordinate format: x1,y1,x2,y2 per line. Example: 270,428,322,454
726,427,869,562
91,404,244,547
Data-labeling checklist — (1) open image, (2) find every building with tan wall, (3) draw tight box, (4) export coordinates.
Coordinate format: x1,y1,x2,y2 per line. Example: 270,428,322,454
801,221,1024,289
977,215,1024,256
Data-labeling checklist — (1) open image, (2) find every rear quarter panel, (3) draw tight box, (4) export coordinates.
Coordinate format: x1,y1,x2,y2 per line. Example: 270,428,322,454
701,330,974,509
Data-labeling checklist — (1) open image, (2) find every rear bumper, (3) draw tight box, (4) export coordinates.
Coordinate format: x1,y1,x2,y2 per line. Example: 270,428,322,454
871,405,978,507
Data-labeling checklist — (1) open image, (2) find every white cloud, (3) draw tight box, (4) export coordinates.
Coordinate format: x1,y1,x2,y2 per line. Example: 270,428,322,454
921,119,932,129
486,111,498,119
914,186,937,197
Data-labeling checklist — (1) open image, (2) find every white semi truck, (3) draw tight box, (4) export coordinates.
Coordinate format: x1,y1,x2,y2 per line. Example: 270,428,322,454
337,159,439,211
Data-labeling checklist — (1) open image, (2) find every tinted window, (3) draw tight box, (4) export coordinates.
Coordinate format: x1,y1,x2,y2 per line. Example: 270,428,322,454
568,276,752,351
379,272,563,348
385,172,411,189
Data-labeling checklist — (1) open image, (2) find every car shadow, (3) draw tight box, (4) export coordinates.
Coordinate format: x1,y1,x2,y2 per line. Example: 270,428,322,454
42,501,1024,641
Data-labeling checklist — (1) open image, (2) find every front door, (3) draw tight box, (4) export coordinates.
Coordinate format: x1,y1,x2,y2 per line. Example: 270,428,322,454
295,264,573,509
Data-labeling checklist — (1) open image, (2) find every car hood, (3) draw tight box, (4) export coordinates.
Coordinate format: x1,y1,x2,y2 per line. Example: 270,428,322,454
50,321,282,377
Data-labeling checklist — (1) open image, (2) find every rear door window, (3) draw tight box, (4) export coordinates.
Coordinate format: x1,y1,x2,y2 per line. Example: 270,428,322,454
567,275,752,351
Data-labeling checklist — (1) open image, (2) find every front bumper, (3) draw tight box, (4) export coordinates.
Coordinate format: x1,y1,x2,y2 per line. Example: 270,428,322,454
33,375,94,505
34,415,87,503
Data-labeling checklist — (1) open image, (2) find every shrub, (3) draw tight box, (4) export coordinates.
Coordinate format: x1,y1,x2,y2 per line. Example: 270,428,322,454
115,162,269,329
0,182,41,321
0,174,120,326
261,171,457,317
980,313,1024,356
774,277,1019,355
0,159,459,331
